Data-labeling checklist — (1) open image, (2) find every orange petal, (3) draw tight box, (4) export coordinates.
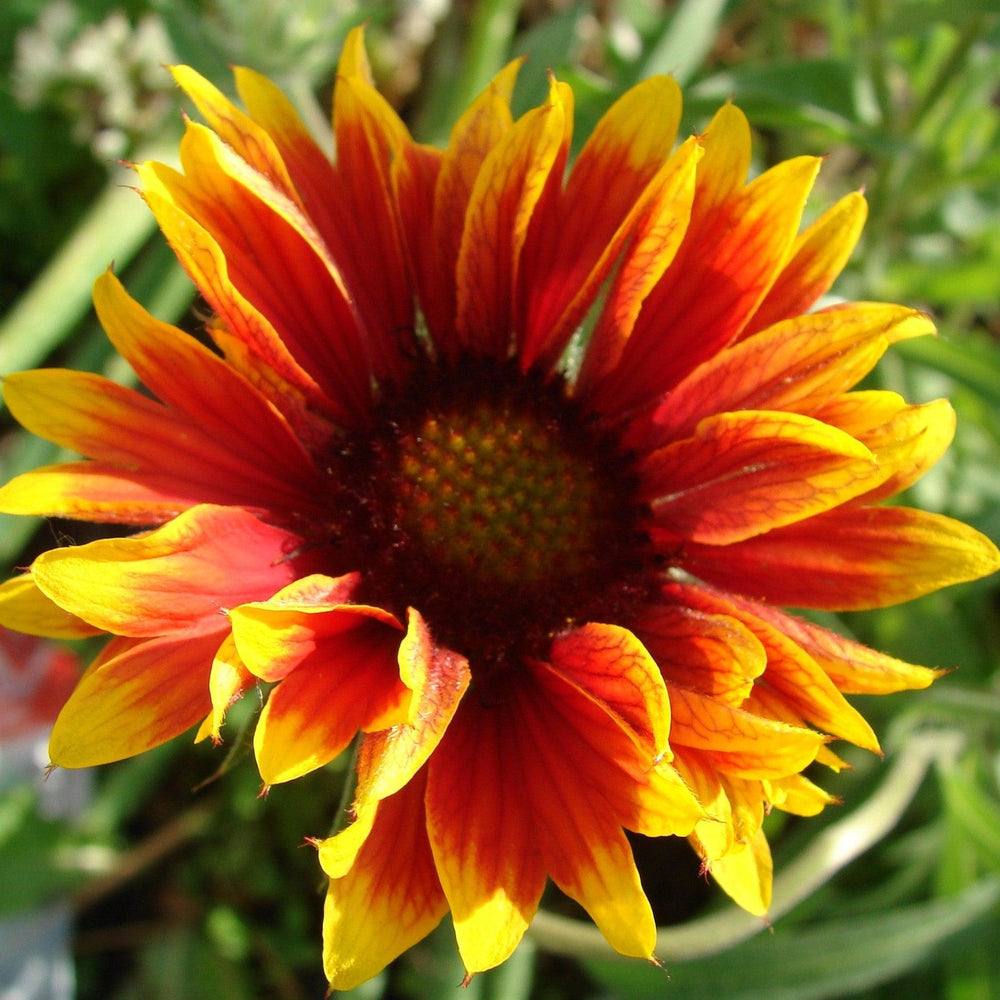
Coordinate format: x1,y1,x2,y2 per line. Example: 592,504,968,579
454,77,567,358
547,622,672,760
425,694,547,975
48,626,221,767
643,410,879,544
319,771,447,991
0,574,102,639
353,609,471,807
668,686,824,779
30,505,305,636
682,505,1000,610
633,604,765,706
744,190,868,336
253,615,408,784
638,304,935,446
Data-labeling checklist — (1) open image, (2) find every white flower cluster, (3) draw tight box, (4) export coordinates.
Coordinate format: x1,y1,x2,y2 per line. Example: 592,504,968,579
13,2,176,161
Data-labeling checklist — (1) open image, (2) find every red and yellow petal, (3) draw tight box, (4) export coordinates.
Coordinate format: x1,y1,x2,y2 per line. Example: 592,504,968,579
420,60,520,349
330,30,414,375
146,125,377,415
197,632,255,744
744,190,868,337
633,604,765,706
682,504,1000,610
0,574,102,639
252,616,408,785
518,666,673,957
594,108,820,414
0,462,197,524
674,748,737,863
575,137,701,395
668,685,825,780
454,77,569,358
136,173,340,424
637,304,934,447
318,772,447,991
228,573,394,682
765,772,838,817
49,625,222,767
170,64,298,202
643,410,880,544
707,825,773,916
547,622,673,760
528,750,658,959
742,601,943,695
352,610,471,808
30,505,304,636
527,657,703,839
814,394,955,502
426,694,547,975
392,140,446,339
665,582,879,751
518,75,683,370
93,269,321,492
1,368,311,512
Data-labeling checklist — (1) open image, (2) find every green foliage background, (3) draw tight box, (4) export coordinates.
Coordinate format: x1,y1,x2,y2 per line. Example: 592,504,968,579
1,1,999,998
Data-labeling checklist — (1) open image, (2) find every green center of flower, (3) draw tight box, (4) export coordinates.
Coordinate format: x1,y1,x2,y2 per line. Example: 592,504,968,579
337,359,653,670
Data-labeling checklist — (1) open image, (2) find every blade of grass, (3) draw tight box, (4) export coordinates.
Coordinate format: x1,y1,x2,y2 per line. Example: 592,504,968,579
0,138,178,388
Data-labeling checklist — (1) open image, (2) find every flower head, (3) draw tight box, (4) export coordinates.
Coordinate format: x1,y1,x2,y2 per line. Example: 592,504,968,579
1,28,997,988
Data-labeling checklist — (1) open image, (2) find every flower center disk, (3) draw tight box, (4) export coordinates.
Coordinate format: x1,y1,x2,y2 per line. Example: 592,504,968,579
397,400,602,588
343,361,651,665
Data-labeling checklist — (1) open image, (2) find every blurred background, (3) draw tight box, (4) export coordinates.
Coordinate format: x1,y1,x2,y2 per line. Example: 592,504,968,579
1,1,999,998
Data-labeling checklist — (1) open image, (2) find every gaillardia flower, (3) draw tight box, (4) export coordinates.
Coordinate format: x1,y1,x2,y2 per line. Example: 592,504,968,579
1,28,997,987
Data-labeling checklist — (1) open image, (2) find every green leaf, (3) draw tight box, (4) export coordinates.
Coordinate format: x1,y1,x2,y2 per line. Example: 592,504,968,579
0,138,178,385
585,879,1000,1000
0,785,89,915
940,766,1000,872
637,0,729,86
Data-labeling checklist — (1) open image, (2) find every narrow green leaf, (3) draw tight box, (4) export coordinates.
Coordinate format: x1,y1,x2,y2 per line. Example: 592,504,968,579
638,0,729,86
585,879,1000,1000
0,138,178,385
940,767,1000,871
